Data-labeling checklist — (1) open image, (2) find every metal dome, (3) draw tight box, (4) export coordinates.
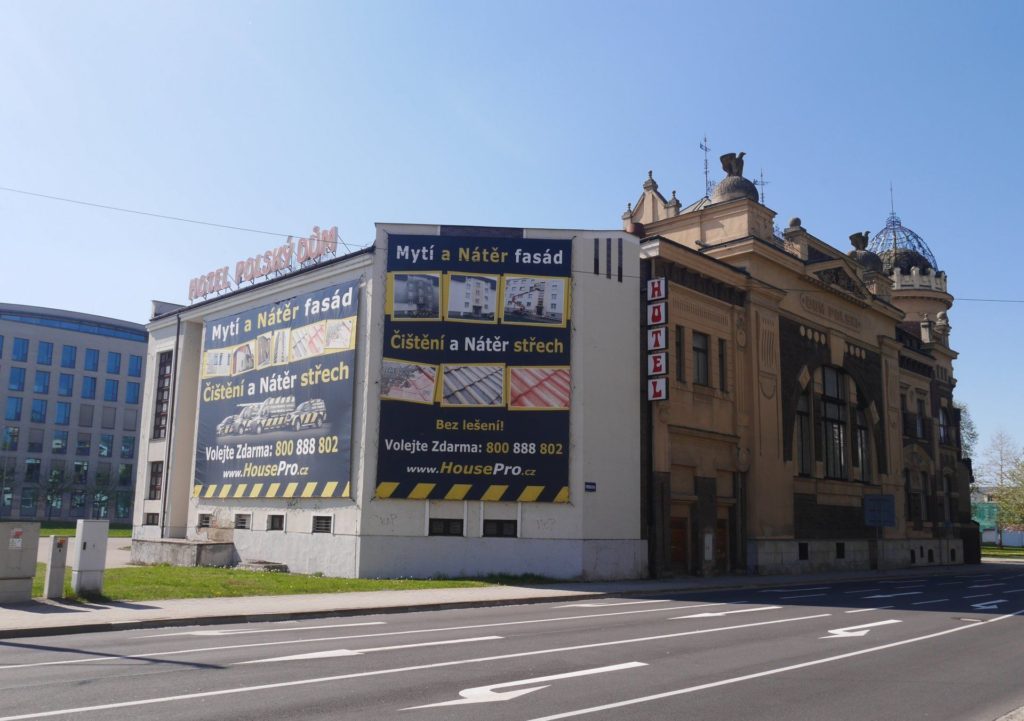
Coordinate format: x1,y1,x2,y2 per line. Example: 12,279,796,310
867,213,938,274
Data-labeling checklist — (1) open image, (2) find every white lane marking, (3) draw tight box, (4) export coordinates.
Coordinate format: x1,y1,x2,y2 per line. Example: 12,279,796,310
893,584,926,589
964,594,992,599
844,606,894,614
820,620,901,639
843,588,880,594
759,586,830,593
780,593,827,600
972,600,1009,610
524,609,1024,721
1004,589,1024,594
912,599,949,606
236,636,502,664
555,600,669,608
140,621,386,638
670,606,780,620
0,602,739,670
0,614,832,720
862,592,921,599
968,583,1006,589
404,662,647,709
936,581,962,586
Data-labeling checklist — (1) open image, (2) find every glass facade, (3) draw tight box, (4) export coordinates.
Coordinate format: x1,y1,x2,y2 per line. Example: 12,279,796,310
84,348,99,371
61,344,77,368
37,341,53,365
82,376,96,399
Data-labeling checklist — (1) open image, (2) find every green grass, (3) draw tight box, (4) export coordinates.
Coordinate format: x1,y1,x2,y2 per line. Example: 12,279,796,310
981,544,1024,559
38,522,132,538
32,563,496,602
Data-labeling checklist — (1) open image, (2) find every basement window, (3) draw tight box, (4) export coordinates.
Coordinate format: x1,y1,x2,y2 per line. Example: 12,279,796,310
312,515,333,534
429,518,464,536
198,513,212,529
144,513,159,526
234,514,251,530
268,514,284,531
483,519,517,538
798,542,809,561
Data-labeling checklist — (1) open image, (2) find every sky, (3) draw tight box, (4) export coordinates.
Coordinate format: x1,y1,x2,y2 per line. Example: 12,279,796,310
1,0,1022,460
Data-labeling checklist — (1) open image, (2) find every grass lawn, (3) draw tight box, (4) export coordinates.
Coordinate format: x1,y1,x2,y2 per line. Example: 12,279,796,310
980,544,1024,559
31,563,498,603
37,522,132,538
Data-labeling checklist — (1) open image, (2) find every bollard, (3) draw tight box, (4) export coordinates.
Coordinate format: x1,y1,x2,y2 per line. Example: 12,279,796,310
44,536,69,600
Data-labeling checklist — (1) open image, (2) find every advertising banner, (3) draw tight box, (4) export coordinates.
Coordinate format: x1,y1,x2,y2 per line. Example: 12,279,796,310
377,234,572,503
194,280,359,500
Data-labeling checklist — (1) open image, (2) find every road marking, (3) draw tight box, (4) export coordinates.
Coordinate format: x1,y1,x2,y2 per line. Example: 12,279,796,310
670,606,780,619
140,621,386,638
894,584,926,589
555,600,669,608
971,600,1009,610
780,593,827,600
524,610,1024,721
843,588,880,594
404,662,647,709
912,599,949,606
759,586,830,593
0,614,832,720
235,636,502,664
0,602,741,670
964,594,992,599
968,583,1006,589
1004,589,1024,594
862,592,921,599
936,581,962,586
820,620,901,638
844,606,894,614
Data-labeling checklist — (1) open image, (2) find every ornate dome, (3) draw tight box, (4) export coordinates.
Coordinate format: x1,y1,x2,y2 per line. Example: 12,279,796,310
711,175,759,204
867,213,938,274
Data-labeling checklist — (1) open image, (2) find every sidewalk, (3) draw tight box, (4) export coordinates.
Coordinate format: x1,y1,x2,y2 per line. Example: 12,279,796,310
1,560,1014,640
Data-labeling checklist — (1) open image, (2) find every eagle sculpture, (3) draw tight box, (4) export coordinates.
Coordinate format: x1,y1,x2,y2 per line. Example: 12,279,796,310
720,152,746,177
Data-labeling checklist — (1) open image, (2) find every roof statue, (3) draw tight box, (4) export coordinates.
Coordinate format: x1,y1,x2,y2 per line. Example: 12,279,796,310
720,152,746,177
849,231,869,251
711,151,759,204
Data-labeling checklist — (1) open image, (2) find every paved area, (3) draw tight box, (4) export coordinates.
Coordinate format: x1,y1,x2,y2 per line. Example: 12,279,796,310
35,534,134,569
1,558,1017,639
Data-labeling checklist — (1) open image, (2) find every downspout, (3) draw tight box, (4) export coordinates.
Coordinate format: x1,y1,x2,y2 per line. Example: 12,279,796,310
160,312,182,538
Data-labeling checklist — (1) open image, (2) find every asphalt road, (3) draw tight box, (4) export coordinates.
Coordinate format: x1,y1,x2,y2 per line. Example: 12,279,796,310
1,566,1023,721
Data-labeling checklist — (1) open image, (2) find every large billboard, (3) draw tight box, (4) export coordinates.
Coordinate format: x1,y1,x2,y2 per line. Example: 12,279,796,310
194,280,359,500
377,234,571,502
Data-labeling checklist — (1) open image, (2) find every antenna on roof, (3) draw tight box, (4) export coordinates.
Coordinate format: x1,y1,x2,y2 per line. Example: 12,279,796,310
700,135,713,199
753,169,770,205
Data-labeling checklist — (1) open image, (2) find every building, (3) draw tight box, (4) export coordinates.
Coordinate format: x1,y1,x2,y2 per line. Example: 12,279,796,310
0,304,147,523
627,154,977,575
132,225,646,579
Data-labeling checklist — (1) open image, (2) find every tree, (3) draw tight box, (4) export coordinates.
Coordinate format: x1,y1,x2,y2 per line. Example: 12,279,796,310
978,430,1021,488
992,460,1024,542
954,401,978,459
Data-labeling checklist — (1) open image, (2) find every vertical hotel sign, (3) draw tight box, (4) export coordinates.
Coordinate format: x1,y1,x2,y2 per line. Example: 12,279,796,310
377,234,572,503
647,277,668,401
193,281,360,500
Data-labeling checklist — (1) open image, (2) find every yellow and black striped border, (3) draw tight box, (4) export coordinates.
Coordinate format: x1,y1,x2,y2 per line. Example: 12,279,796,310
375,481,568,504
193,480,351,500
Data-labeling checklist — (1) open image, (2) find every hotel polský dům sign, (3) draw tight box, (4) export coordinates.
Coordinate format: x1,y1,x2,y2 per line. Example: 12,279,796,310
187,226,341,302
193,280,359,500
377,235,572,503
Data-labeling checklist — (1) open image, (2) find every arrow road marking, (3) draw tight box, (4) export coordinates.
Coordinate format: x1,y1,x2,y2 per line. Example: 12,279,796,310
236,636,503,664
404,662,647,709
862,592,922,599
820,619,901,639
671,606,780,619
971,600,1009,610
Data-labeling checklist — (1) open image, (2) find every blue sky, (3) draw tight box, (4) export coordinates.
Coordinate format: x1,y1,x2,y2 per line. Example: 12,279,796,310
1,0,1021,457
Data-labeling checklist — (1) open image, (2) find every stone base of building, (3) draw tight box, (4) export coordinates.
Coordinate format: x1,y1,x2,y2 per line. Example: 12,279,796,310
131,538,238,568
747,538,965,575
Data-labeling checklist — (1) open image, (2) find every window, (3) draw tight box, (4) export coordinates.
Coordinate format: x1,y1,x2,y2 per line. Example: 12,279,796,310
128,354,143,377
798,542,809,561
52,430,68,454
32,372,50,396
20,487,38,515
12,338,29,362
675,325,685,382
2,427,19,452
118,463,133,486
92,490,109,519
61,345,77,369
37,341,53,365
126,382,140,405
101,406,116,429
795,390,812,476
76,433,91,456
82,376,97,399
5,397,22,421
24,458,41,483
95,461,112,486
821,367,847,480
84,348,99,371
104,379,119,402
693,332,710,386
71,491,87,516
153,351,173,439
30,399,47,423
429,518,464,536
123,408,138,431
198,513,212,529
939,407,951,445
144,513,159,526
28,428,43,453
121,436,136,458
99,434,113,458
148,461,163,500
58,373,74,397
106,351,121,374
55,401,71,425
483,519,517,537
267,514,284,531
0,335,3,358
79,404,94,427
234,514,251,530
836,542,846,560
718,338,727,391
854,409,871,481
312,515,333,533
48,460,65,484
916,398,926,439
73,461,88,484
8,366,25,392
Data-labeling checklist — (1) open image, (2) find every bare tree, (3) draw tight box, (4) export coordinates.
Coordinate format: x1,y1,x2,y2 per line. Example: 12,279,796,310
954,401,978,459
978,431,1021,487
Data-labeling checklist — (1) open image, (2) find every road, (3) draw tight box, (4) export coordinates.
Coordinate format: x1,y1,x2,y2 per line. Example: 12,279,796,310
1,565,1023,721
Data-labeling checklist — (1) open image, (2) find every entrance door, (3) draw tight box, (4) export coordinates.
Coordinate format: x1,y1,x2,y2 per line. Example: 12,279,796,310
715,518,729,573
670,518,689,572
